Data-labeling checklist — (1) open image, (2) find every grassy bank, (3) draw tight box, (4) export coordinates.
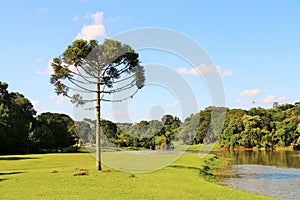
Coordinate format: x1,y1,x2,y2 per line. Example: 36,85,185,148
0,153,274,200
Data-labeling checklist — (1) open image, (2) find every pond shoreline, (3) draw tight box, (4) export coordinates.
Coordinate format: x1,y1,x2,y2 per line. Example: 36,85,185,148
212,150,300,200
218,146,297,151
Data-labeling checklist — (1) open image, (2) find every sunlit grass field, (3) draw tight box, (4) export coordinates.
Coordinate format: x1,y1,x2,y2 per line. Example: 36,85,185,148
0,152,274,200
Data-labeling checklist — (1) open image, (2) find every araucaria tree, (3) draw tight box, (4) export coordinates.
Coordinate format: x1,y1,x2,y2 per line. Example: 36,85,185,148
50,39,145,171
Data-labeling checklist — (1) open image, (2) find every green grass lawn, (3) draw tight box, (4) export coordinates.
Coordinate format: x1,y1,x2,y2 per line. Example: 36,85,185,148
0,152,274,200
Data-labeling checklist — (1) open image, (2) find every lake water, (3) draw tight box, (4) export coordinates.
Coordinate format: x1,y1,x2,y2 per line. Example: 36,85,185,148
216,151,300,200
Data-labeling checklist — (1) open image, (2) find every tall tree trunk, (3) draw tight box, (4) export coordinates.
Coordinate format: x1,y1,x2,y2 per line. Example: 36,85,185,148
96,82,102,171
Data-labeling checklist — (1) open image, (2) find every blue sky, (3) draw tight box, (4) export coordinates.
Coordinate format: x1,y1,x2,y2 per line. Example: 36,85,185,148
1,0,300,122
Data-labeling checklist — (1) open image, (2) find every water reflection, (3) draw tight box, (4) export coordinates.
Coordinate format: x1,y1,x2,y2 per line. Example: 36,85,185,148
216,151,300,200
216,150,300,169
225,165,300,200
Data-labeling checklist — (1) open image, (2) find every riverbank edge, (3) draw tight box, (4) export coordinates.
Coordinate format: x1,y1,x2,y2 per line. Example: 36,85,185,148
201,155,274,199
199,154,237,183
219,146,296,151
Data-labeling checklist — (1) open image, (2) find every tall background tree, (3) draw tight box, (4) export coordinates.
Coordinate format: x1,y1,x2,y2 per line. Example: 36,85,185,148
0,81,79,154
0,81,36,154
50,39,145,171
32,112,78,152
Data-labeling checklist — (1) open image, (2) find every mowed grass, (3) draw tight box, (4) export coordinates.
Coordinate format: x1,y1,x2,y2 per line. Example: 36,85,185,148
0,153,274,200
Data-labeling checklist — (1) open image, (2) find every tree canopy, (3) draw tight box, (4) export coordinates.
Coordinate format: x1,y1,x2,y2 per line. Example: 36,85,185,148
0,81,78,155
50,39,145,103
50,39,145,170
76,105,300,150
2,81,300,155
0,81,36,154
32,112,78,152
218,105,300,149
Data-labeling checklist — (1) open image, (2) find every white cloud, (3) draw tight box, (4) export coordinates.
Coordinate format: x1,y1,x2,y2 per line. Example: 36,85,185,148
223,69,233,76
277,96,288,102
177,64,232,77
76,24,105,40
189,64,217,75
90,12,104,24
258,95,275,104
257,95,288,105
31,100,41,111
240,89,261,97
216,66,233,77
50,96,65,106
36,60,54,75
176,67,188,74
236,94,288,106
166,100,179,108
76,11,105,40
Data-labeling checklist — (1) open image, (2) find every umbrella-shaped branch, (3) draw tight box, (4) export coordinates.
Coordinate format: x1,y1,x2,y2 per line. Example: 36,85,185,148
50,39,145,171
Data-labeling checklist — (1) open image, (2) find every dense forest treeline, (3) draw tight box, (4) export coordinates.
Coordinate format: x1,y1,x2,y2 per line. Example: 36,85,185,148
219,104,300,149
77,105,300,151
2,81,300,154
0,82,78,154
76,115,181,150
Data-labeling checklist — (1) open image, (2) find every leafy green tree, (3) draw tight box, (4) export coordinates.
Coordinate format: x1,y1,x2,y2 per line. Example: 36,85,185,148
144,120,163,138
261,129,273,149
219,109,246,148
33,112,78,152
155,135,167,150
218,104,300,149
161,114,181,149
12,93,37,152
194,108,211,144
274,128,287,147
75,120,93,145
50,39,145,170
177,113,201,144
0,82,10,154
0,82,36,154
238,115,262,148
0,101,10,153
101,119,119,145
76,104,300,150
32,115,55,152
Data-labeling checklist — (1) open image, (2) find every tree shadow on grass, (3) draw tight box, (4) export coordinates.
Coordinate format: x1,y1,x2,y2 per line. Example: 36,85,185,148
0,157,37,161
0,172,23,175
0,172,23,182
167,165,202,171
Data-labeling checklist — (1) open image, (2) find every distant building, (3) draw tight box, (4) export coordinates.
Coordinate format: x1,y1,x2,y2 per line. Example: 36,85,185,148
273,102,279,108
